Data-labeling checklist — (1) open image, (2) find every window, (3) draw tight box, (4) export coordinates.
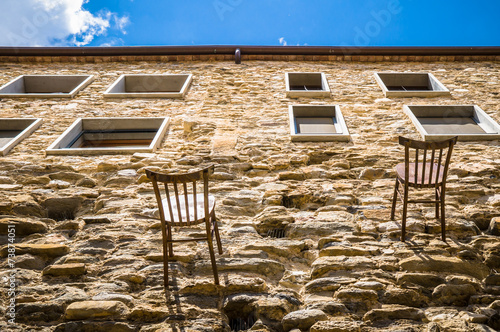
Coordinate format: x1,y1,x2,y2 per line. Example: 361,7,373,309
404,105,500,141
285,72,330,98
104,74,192,98
374,73,450,98
0,118,42,156
46,117,170,155
289,105,350,141
0,75,94,98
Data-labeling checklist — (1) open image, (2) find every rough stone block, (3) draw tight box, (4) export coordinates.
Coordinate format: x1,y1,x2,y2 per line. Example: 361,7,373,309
42,263,86,276
65,301,129,320
282,309,328,332
1,243,70,258
399,255,490,280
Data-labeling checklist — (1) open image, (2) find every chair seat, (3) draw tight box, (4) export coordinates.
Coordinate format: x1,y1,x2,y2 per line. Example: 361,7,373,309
162,193,215,224
395,162,445,185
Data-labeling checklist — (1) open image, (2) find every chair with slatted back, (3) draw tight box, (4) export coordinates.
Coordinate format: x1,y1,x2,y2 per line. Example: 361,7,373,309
391,136,458,242
145,165,223,288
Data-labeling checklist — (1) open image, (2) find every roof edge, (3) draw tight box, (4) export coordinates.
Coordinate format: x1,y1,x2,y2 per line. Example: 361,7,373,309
1,46,499,57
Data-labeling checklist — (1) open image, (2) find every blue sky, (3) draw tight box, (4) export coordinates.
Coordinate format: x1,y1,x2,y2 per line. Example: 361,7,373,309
0,0,499,47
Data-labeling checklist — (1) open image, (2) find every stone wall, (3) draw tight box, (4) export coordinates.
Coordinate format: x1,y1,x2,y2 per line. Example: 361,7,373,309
0,59,499,332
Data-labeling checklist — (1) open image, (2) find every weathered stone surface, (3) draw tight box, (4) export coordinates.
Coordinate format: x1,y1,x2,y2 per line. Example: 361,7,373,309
15,254,46,270
306,302,349,316
42,263,86,276
311,256,376,279
195,258,285,278
223,293,260,324
76,177,97,187
0,176,15,184
1,243,70,258
310,319,361,332
279,171,306,181
0,183,22,190
224,276,269,294
82,216,112,224
319,245,378,257
243,239,307,258
487,217,500,236
363,305,425,322
487,313,500,330
65,301,129,320
359,168,385,180
52,286,88,305
254,206,295,235
16,302,65,322
382,285,428,307
399,255,491,279
353,281,385,291
256,296,298,321
42,196,83,221
54,321,136,332
127,306,169,322
49,172,85,182
485,274,500,286
464,206,500,230
305,277,356,294
432,283,477,306
0,217,48,235
179,280,220,296
334,288,379,308
282,309,328,332
92,293,135,307
11,194,44,217
288,222,355,239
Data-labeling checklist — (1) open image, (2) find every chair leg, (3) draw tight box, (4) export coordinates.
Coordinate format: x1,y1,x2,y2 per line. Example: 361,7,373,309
206,234,220,285
166,226,174,258
212,210,223,255
162,238,169,289
435,188,440,219
391,179,399,220
440,187,446,242
401,185,409,242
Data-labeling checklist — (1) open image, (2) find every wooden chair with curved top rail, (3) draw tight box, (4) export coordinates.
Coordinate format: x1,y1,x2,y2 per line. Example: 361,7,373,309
145,165,223,288
391,136,458,242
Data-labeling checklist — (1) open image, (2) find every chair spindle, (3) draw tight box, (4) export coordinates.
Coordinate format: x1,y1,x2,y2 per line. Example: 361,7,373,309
193,181,198,221
183,182,190,224
173,180,182,225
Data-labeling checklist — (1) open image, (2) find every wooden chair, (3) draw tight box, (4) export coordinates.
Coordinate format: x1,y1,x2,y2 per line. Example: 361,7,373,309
145,165,223,288
390,136,458,242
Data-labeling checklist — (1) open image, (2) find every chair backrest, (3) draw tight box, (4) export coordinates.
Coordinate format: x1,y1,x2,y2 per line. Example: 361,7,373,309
145,165,214,226
398,136,457,188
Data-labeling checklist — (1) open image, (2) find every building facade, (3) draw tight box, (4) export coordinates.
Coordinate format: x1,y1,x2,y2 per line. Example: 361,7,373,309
0,47,500,331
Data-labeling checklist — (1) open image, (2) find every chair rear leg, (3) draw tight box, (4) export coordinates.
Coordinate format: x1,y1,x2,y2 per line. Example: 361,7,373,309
440,189,446,242
162,239,169,289
435,188,440,219
401,186,409,242
206,236,220,285
212,210,223,255
391,179,399,220
166,227,174,258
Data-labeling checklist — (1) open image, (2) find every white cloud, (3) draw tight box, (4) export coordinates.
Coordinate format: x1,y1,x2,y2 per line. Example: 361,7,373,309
0,0,129,46
114,15,130,34
99,37,125,47
279,37,287,46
